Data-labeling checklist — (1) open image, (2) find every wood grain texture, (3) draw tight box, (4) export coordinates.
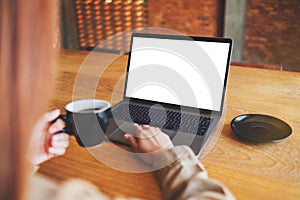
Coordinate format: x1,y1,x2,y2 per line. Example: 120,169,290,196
38,49,300,200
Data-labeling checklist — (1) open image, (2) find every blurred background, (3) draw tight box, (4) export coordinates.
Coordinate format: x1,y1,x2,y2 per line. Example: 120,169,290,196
60,0,300,72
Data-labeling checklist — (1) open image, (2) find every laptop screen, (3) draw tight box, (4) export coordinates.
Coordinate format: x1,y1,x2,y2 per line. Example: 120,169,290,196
125,34,232,112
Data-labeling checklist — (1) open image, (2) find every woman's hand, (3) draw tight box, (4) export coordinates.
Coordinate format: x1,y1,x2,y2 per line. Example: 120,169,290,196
123,124,174,165
29,109,69,166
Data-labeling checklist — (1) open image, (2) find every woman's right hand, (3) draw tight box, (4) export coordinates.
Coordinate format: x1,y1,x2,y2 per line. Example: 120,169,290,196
123,124,173,165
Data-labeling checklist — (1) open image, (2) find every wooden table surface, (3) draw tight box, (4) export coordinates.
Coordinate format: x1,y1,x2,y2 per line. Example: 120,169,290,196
39,49,300,200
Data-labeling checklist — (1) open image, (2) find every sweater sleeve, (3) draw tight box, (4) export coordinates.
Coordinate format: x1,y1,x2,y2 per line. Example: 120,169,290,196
153,146,235,200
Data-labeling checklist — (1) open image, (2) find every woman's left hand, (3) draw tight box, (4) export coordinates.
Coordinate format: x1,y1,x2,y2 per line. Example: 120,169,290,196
29,109,70,165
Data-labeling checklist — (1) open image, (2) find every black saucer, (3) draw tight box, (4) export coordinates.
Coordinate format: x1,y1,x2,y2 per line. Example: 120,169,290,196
231,114,292,142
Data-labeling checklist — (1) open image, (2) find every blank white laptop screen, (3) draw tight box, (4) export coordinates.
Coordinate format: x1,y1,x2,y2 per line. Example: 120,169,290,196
125,36,230,112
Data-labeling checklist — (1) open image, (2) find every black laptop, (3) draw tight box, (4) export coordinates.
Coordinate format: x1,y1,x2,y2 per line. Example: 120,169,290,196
105,33,233,156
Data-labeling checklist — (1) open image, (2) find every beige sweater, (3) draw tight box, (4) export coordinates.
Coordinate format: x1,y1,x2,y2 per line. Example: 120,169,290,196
28,146,235,200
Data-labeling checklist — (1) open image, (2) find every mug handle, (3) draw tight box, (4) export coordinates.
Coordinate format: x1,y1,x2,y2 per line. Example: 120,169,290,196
52,115,73,135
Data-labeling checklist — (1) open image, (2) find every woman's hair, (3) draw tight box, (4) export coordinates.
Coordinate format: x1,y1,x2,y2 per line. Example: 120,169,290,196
0,0,58,199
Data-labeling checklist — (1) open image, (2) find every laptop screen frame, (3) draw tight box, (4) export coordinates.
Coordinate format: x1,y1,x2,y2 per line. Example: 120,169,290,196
122,33,233,115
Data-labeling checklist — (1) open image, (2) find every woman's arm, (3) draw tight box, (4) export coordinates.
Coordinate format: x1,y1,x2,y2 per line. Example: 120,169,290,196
124,124,235,200
154,146,235,200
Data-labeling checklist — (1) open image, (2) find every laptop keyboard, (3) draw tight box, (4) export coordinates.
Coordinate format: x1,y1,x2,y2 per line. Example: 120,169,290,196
109,104,213,136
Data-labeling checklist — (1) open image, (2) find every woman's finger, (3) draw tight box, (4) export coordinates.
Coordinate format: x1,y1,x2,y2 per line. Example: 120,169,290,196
42,109,60,123
141,124,149,129
124,134,139,152
49,147,66,155
49,119,65,134
52,133,69,141
133,123,144,138
52,140,69,148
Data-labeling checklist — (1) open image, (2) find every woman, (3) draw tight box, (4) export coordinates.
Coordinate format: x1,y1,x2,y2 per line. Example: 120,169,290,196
0,0,235,199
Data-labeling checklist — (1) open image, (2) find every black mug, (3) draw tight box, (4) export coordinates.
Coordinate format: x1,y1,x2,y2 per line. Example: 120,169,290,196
58,99,111,147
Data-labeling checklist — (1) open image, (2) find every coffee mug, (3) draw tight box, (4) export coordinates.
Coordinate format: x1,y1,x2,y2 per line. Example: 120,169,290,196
58,99,111,147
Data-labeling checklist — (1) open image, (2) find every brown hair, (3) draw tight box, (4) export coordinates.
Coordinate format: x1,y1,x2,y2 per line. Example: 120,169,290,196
0,0,58,199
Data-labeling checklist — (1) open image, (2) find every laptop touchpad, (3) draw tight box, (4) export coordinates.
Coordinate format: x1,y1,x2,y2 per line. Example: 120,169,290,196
108,122,175,145
108,121,136,144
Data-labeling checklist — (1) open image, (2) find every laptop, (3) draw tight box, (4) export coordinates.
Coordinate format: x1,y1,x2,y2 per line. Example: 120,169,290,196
105,33,233,156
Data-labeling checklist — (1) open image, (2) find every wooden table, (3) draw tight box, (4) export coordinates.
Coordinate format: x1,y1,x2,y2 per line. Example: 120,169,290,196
39,49,300,200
